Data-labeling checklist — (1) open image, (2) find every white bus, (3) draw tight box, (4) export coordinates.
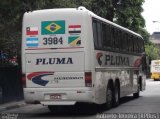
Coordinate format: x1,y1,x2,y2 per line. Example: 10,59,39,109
22,6,146,111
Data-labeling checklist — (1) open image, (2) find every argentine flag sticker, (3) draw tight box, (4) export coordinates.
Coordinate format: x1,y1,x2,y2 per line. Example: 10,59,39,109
26,37,39,47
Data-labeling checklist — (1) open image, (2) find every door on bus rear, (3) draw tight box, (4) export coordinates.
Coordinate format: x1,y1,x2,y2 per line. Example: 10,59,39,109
22,9,87,88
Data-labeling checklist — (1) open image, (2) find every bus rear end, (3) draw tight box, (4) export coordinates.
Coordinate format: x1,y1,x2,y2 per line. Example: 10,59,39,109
22,8,94,106
151,60,160,80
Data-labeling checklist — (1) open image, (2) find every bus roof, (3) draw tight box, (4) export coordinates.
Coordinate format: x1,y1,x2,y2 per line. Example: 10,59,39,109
24,6,142,39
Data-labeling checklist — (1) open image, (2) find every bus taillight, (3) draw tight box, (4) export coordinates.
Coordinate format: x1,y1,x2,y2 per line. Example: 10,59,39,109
22,74,26,88
85,72,92,87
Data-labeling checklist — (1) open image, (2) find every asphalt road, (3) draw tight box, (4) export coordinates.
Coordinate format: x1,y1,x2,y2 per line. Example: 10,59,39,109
1,79,160,119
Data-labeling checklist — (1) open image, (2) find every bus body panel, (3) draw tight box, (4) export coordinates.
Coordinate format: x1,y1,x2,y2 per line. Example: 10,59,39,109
94,50,144,98
25,52,85,88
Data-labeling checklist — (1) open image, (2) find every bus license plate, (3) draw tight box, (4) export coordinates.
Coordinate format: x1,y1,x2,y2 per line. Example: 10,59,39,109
50,94,61,100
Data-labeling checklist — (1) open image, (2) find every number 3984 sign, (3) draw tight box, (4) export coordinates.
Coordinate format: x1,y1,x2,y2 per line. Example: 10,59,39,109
43,37,63,45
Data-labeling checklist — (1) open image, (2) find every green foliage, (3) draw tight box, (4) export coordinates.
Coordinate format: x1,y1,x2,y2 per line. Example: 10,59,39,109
145,43,159,64
0,0,22,66
90,0,112,20
115,0,145,31
138,28,150,44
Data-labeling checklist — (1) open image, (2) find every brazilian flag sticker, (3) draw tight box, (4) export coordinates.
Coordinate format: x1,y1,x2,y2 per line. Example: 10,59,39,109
68,36,81,46
41,20,65,35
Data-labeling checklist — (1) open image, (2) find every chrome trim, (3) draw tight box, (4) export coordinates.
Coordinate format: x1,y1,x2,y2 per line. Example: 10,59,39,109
95,67,140,71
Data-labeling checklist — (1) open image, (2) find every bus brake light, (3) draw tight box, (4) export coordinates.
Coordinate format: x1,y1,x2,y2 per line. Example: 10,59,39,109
22,74,26,88
85,72,92,87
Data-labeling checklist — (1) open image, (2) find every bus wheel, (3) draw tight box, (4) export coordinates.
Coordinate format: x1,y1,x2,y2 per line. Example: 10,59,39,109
113,83,120,107
105,83,113,109
154,78,158,81
133,83,140,98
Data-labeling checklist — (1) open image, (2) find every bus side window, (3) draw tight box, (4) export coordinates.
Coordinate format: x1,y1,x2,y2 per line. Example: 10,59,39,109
137,38,139,53
103,24,111,50
134,37,136,53
123,33,129,52
93,20,99,49
111,27,116,50
97,22,103,49
141,39,145,53
128,35,133,52
131,36,134,52
114,29,119,50
136,37,139,53
102,23,107,49
117,30,122,51
107,25,112,49
122,33,126,52
133,36,135,53
138,38,144,53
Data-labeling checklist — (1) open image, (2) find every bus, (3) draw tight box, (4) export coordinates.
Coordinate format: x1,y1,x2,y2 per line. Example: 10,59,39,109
151,60,160,80
22,6,146,111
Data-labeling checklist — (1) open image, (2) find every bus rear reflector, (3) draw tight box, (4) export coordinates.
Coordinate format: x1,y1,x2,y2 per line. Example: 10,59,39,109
85,72,92,87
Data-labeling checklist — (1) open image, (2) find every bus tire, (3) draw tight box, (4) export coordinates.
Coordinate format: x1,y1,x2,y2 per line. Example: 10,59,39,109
105,82,113,109
133,83,140,98
154,78,158,81
113,82,120,107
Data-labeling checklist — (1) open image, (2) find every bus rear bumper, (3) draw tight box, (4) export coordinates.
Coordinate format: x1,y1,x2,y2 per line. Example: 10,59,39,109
151,74,160,80
24,88,93,105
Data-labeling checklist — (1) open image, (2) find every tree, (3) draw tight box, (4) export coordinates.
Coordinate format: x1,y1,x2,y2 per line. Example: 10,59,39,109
0,0,22,66
145,42,159,64
115,0,145,31
139,29,150,44
114,0,150,43
90,0,112,20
